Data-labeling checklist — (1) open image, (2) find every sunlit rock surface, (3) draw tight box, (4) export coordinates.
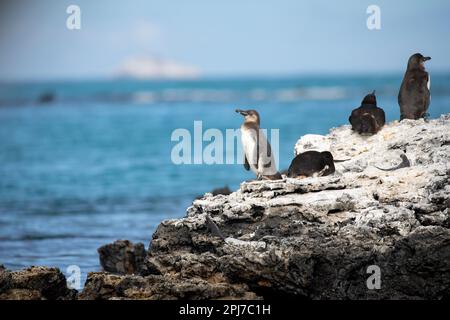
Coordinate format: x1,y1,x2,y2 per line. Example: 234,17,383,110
137,115,449,299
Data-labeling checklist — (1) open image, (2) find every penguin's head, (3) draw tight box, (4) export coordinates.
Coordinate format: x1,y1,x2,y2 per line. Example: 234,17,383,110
235,109,260,125
321,151,334,162
408,53,431,70
361,90,377,107
320,151,336,172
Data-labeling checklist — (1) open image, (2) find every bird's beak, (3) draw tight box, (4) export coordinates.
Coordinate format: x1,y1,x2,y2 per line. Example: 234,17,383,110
423,56,431,62
235,109,247,116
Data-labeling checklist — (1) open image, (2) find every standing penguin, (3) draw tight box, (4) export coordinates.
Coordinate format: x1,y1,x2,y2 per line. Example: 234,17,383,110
349,90,386,135
236,109,282,180
398,53,431,120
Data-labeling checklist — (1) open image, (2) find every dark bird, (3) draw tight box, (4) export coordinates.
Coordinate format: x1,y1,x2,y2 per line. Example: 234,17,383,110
349,90,386,135
398,53,431,120
287,151,335,178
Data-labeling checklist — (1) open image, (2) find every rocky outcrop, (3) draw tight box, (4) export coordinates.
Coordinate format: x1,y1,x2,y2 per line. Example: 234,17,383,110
85,238,258,299
0,266,76,300
2,115,449,300
98,240,147,275
133,115,449,300
79,272,258,300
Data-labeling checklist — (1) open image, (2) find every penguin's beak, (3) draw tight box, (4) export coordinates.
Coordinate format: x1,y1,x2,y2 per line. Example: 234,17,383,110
423,56,431,62
235,109,248,116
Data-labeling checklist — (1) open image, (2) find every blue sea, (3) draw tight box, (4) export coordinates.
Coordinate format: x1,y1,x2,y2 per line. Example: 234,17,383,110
1,75,450,285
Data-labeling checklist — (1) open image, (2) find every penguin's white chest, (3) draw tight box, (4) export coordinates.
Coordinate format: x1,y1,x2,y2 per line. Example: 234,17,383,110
241,128,258,172
241,129,257,154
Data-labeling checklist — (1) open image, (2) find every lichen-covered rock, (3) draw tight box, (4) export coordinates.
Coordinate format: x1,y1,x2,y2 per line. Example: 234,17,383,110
79,272,260,300
0,265,12,293
142,115,450,299
0,266,76,300
98,240,146,275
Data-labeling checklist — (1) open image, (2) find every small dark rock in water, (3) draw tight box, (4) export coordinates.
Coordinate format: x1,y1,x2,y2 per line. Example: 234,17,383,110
0,266,76,300
38,92,55,104
98,240,146,275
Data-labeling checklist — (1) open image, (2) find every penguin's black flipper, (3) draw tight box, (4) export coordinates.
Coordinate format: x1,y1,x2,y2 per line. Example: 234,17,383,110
349,109,362,131
244,156,250,171
378,107,386,123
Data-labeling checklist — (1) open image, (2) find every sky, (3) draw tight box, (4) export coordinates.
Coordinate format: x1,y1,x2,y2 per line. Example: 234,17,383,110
0,0,450,81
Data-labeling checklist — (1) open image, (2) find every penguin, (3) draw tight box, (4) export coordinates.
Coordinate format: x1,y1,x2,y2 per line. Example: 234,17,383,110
398,53,431,120
236,109,282,180
287,151,335,178
349,91,386,135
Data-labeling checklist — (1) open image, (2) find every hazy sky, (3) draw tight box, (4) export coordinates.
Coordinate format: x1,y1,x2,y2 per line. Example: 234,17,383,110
1,0,449,80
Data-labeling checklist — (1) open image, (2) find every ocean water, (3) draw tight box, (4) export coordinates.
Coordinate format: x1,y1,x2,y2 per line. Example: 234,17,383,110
1,75,450,285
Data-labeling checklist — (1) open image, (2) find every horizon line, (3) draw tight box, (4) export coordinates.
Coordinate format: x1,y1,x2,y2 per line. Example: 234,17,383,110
1,69,450,85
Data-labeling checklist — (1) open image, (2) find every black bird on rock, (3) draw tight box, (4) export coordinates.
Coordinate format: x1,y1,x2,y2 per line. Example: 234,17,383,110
287,151,335,178
398,53,431,120
349,90,385,135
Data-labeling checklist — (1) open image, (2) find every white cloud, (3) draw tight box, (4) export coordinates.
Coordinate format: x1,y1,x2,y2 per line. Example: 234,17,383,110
111,20,200,79
116,56,200,79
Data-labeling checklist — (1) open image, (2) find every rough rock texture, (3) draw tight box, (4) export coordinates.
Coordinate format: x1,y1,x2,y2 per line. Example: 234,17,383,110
0,266,76,300
98,240,146,275
196,186,232,200
4,116,449,300
0,265,12,293
79,272,259,300
136,115,449,300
